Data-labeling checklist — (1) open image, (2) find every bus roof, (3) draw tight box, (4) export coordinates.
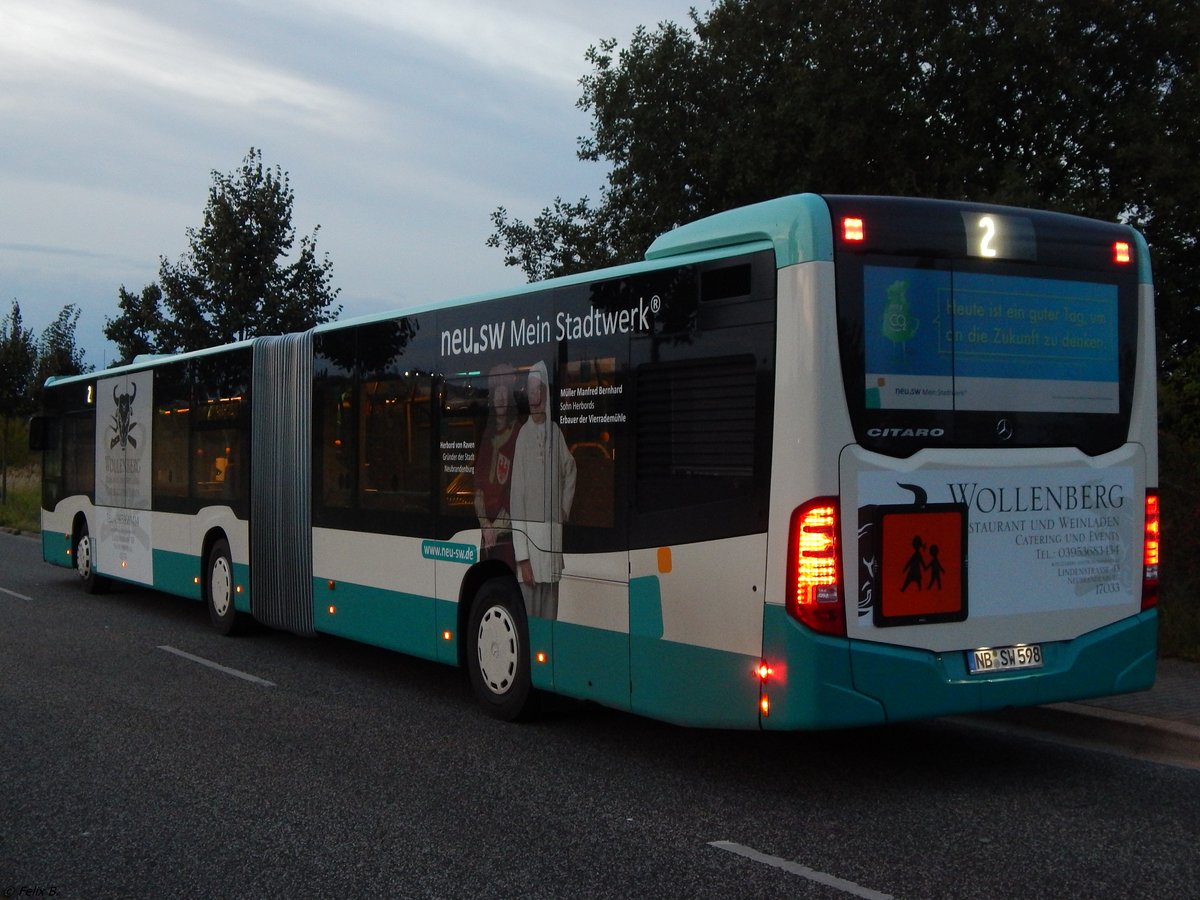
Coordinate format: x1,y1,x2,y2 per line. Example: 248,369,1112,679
646,193,835,268
45,194,1149,388
43,337,259,388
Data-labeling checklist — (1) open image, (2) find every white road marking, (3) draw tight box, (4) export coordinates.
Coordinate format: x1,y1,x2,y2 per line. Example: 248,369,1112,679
710,841,893,899
157,645,276,687
0,586,33,601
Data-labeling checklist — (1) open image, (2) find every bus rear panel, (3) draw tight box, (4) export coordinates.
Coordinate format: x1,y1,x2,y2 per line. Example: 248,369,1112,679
757,196,1156,728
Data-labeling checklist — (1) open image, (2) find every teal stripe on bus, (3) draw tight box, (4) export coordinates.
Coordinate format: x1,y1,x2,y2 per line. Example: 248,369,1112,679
848,610,1158,723
552,621,630,711
153,549,203,602
313,578,438,662
629,576,664,639
760,603,887,730
42,530,72,568
528,616,554,690
629,634,761,729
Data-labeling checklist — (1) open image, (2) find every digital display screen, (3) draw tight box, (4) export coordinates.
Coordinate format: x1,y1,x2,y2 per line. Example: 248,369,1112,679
864,266,1120,414
960,212,1036,261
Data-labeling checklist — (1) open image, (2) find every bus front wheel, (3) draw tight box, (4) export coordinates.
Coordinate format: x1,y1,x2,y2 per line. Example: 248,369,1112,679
205,538,242,635
467,578,535,721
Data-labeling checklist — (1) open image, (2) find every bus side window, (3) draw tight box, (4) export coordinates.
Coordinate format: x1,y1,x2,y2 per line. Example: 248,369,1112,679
631,350,770,547
189,352,251,510
153,362,191,500
33,415,64,510
62,410,95,501
635,354,757,511
360,372,434,514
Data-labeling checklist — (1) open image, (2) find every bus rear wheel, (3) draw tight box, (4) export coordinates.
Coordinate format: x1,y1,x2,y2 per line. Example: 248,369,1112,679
75,520,109,594
205,538,243,635
467,577,535,721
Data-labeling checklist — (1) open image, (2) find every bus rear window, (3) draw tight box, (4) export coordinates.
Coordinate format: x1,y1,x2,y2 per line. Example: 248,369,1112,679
864,265,1120,415
827,196,1140,456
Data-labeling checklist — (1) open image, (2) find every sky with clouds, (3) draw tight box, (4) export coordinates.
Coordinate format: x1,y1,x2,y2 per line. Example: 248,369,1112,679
1,0,708,368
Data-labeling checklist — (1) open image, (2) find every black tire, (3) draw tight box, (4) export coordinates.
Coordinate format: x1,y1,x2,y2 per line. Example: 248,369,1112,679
205,538,242,635
75,520,109,595
467,577,535,721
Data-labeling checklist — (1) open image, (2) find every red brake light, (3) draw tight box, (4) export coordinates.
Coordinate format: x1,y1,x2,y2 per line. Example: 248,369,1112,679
1143,491,1159,610
843,217,865,242
786,498,845,635
1114,241,1132,265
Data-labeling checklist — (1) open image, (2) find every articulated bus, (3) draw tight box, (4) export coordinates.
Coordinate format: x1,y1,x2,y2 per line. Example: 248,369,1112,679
32,194,1160,729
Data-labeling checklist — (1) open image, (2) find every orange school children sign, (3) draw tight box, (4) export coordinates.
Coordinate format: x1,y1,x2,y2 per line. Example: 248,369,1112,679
877,506,967,624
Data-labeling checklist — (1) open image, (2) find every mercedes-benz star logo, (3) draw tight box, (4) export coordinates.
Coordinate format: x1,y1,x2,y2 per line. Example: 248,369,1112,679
996,418,1014,441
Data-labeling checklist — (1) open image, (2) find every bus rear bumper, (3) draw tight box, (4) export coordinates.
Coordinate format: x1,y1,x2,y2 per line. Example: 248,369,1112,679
761,604,1158,730
848,609,1158,725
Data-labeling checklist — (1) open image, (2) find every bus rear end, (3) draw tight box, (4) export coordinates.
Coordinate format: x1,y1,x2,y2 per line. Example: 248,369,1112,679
766,196,1157,728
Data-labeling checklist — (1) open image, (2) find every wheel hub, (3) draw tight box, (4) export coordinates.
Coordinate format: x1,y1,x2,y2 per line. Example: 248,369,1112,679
210,556,232,617
476,605,517,695
76,535,92,578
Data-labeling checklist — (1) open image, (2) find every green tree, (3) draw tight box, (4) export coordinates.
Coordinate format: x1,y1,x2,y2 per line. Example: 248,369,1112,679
106,283,162,365
105,148,342,362
33,304,91,407
489,0,1198,339
0,301,37,503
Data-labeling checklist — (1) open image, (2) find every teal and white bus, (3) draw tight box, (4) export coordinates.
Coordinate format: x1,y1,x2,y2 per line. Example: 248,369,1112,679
32,194,1160,729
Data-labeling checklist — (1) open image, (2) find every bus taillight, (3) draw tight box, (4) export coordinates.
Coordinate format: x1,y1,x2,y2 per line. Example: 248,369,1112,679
1143,491,1160,610
787,498,845,636
842,217,865,242
1114,241,1132,264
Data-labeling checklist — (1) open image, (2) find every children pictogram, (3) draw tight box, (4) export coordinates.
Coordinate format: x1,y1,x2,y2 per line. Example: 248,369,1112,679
876,506,967,625
900,535,927,592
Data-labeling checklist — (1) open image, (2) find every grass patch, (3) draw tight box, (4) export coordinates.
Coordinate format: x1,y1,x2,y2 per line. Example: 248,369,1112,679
0,465,41,534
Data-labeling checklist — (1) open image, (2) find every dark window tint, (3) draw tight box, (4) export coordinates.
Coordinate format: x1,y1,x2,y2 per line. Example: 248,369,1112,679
39,380,96,510
189,352,251,512
62,411,95,499
360,371,434,514
312,316,436,536
636,355,757,511
152,362,190,499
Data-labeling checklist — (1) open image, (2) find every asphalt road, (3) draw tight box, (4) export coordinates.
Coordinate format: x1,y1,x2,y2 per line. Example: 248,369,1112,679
2,531,1198,899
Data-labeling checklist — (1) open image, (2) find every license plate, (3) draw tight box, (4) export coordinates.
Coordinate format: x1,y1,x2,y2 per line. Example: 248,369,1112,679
966,644,1043,674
